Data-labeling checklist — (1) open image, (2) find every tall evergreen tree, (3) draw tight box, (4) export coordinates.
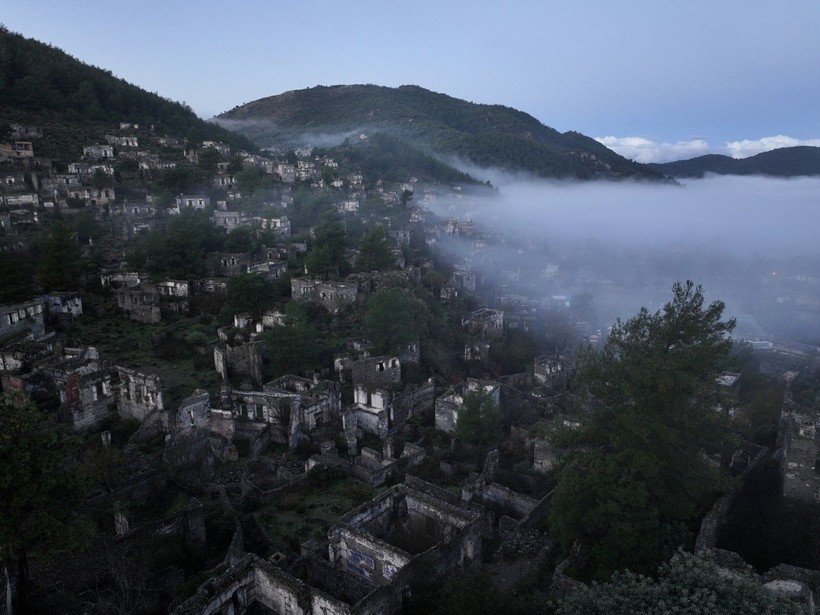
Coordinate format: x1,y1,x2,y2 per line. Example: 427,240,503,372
549,282,736,578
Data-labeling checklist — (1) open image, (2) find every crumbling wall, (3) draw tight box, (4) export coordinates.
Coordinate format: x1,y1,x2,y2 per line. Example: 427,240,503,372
435,395,461,433
331,526,412,585
480,483,539,521
225,341,263,388
533,439,556,474
254,563,311,615
176,390,210,431
391,381,435,430
780,400,820,503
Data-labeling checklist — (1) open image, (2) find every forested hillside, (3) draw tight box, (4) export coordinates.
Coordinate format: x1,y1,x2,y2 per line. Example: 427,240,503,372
0,27,254,152
219,84,667,181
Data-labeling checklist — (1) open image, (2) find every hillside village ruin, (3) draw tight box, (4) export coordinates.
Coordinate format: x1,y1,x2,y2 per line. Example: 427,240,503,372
2,119,820,614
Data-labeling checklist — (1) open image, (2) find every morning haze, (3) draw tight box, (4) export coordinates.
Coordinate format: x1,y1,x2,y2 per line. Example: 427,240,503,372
430,174,820,343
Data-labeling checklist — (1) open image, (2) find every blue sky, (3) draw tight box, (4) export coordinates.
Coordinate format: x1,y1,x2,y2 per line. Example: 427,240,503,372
4,0,820,162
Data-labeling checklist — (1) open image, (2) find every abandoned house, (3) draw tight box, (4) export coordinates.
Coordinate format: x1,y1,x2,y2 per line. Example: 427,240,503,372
533,354,569,394
115,285,161,324
212,210,249,231
291,278,359,313
174,476,481,615
43,292,83,319
215,376,342,450
43,347,115,432
247,259,288,281
175,194,210,211
258,215,291,239
462,308,504,340
449,269,477,293
0,298,46,341
116,366,164,423
209,252,251,277
82,144,114,159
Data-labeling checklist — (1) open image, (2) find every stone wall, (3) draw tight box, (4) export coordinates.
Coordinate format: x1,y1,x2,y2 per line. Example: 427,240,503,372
352,356,402,390
780,399,820,503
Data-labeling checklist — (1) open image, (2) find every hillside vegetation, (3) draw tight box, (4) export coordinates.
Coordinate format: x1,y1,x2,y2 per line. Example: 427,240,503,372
0,27,254,152
219,84,666,181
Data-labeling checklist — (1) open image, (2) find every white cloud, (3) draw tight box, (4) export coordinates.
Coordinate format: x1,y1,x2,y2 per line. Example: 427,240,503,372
597,134,820,163
595,136,711,163
724,135,820,159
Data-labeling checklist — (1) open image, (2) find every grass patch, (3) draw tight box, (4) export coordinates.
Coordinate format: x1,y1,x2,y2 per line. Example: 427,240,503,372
256,471,377,553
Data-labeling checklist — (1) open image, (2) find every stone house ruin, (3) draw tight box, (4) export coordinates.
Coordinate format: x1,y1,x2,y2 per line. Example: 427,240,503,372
213,325,264,389
43,292,83,319
246,259,288,281
82,144,114,159
258,215,291,239
0,298,46,340
307,437,426,487
174,477,481,615
217,376,342,451
533,354,569,394
449,269,477,293
462,308,504,339
347,355,404,437
291,278,359,313
209,252,251,277
42,347,115,432
117,366,164,422
175,194,210,211
115,285,161,324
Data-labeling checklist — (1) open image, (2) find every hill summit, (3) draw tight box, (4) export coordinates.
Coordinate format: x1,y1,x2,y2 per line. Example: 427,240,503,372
218,84,665,181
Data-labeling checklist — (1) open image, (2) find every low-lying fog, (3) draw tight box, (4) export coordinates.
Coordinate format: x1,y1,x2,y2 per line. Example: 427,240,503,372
430,175,820,345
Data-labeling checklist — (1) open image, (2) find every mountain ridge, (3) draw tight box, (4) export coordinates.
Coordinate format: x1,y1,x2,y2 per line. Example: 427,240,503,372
648,146,820,178
218,84,667,182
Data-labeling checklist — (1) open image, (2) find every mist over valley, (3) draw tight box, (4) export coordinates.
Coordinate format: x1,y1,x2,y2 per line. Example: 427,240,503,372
428,174,820,346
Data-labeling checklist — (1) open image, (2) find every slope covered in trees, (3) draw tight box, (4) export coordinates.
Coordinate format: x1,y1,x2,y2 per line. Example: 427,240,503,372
0,27,254,152
218,84,667,181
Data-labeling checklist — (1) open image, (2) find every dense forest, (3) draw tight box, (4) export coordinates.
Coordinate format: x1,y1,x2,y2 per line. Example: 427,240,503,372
0,27,255,152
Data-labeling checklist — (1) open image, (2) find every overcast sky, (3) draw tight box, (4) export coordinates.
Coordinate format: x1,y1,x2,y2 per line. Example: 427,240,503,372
4,0,820,163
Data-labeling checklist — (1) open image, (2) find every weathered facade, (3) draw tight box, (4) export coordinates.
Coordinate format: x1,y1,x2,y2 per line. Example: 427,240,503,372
291,278,359,313
42,347,115,432
0,298,45,341
117,366,164,422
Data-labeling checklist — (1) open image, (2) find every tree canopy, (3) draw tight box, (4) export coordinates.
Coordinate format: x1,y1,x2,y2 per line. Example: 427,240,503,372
364,288,430,355
557,550,805,615
143,209,224,279
36,222,83,292
549,282,737,578
305,216,347,279
355,226,394,272
262,302,326,379
1,392,88,609
455,389,502,446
